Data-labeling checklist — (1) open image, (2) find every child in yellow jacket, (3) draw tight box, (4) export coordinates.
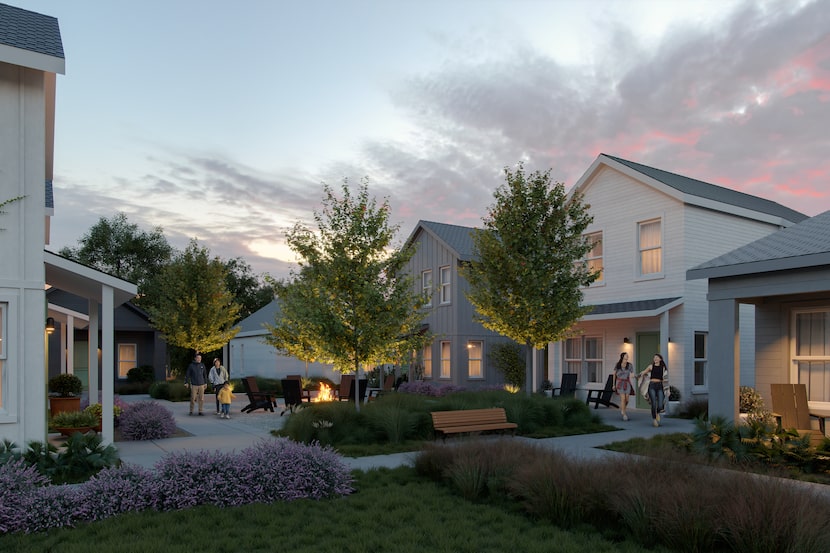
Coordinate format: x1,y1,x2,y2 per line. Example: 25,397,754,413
217,382,236,419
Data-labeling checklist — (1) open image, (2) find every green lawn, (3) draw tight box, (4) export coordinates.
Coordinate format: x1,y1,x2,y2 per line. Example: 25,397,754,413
0,467,668,553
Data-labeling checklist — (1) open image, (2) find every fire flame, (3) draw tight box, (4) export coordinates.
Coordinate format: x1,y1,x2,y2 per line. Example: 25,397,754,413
314,383,335,402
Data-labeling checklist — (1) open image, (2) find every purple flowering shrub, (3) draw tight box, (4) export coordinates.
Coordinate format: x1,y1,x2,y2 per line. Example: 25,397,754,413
0,439,354,535
119,400,177,440
398,381,467,397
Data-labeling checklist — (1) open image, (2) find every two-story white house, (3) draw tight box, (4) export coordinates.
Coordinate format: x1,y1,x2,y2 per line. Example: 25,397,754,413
547,154,807,406
1,3,135,446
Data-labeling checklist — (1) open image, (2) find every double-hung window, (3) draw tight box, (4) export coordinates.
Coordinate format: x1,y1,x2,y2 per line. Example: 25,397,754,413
563,336,603,384
118,344,137,379
440,341,451,378
423,343,433,378
694,332,707,387
421,270,433,307
439,266,451,304
467,341,483,379
584,231,603,283
793,309,830,402
638,218,662,276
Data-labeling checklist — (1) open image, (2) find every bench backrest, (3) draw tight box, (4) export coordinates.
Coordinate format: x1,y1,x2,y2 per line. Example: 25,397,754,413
431,408,508,427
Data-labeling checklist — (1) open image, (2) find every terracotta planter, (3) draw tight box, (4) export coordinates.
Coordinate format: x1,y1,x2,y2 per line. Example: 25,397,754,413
56,426,94,437
50,396,81,416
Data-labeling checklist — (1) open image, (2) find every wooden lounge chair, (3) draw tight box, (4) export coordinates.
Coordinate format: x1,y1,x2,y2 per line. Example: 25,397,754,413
770,383,824,446
240,376,275,413
280,378,305,416
368,374,395,401
586,374,619,409
344,378,368,404
552,373,578,398
336,375,355,401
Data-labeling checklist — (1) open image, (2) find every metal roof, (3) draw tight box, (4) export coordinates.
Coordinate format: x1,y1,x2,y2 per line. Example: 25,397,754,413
688,210,830,280
416,220,479,261
603,154,807,224
582,297,683,321
0,3,64,59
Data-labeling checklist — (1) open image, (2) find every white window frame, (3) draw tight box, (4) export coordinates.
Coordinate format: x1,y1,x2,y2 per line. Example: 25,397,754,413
563,335,603,384
440,341,451,379
584,230,603,284
423,343,433,379
421,269,433,308
0,302,6,410
791,308,830,403
467,341,483,379
118,343,137,379
637,218,663,278
439,266,451,304
694,332,707,388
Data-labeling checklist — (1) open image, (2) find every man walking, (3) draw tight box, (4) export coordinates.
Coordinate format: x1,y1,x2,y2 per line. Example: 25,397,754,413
185,353,208,416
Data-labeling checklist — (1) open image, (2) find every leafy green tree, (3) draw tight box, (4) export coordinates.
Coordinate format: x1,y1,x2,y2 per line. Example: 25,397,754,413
144,240,241,354
277,180,424,410
463,163,598,394
59,212,172,301
224,257,273,321
488,342,526,388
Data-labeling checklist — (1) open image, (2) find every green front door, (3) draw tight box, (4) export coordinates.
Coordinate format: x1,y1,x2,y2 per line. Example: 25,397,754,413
635,333,660,409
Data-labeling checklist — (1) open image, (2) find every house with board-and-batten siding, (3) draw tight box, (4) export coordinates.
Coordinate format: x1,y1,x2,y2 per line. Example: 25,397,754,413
404,220,531,387
548,153,807,408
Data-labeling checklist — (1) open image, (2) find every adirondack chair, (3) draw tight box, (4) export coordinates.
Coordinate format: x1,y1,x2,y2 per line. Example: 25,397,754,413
285,374,310,402
552,373,578,398
368,374,395,401
586,374,619,409
336,375,355,401
770,383,824,446
280,378,305,416
345,378,369,404
240,376,275,413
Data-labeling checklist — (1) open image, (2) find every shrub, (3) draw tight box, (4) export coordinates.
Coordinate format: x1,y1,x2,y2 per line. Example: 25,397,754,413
488,342,525,388
740,386,765,414
119,401,177,440
0,460,50,534
669,385,681,401
48,374,83,397
73,465,158,522
50,410,99,430
126,365,155,383
148,380,190,401
398,381,467,396
680,396,708,419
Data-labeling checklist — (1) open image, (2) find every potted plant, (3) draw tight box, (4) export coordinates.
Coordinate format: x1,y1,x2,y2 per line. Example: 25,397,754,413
48,373,84,415
667,386,681,416
50,410,99,436
541,379,553,397
84,403,124,432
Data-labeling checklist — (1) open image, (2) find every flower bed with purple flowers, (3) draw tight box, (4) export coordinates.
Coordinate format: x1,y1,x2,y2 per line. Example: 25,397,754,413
0,438,353,535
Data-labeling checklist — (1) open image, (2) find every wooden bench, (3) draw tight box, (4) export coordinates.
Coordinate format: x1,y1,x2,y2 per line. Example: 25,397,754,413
430,408,517,441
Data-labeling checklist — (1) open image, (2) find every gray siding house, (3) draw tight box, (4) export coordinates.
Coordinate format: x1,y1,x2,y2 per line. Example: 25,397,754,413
688,209,830,431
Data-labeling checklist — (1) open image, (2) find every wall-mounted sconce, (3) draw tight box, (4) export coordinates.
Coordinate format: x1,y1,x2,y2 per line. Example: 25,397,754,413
623,337,631,344
668,337,672,343
45,317,55,334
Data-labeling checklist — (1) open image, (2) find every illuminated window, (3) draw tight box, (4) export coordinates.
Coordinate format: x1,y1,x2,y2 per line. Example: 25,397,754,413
563,336,603,384
440,341,451,378
638,219,662,275
423,343,432,378
467,341,483,379
118,344,137,379
439,266,451,304
421,270,433,307
584,231,603,282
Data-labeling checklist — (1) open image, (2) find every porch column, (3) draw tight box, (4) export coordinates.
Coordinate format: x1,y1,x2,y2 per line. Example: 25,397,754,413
88,300,99,405
709,298,740,422
101,286,115,444
59,318,67,373
65,314,74,376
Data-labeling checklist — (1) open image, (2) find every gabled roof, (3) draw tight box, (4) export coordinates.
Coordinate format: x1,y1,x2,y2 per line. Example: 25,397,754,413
687,210,830,280
573,154,807,227
235,299,280,337
0,2,65,74
406,220,478,261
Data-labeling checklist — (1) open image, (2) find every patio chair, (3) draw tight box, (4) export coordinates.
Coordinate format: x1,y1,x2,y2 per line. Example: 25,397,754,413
368,374,395,401
552,373,578,398
280,378,305,416
344,378,368,404
336,375,355,401
586,374,619,409
770,383,824,446
240,376,275,413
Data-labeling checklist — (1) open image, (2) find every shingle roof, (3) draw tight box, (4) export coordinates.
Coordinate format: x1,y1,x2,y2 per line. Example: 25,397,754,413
237,299,280,334
418,220,478,261
585,297,682,317
0,3,64,59
603,154,807,224
688,210,830,279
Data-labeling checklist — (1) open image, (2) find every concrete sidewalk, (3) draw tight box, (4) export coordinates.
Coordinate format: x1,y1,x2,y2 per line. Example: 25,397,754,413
113,394,696,471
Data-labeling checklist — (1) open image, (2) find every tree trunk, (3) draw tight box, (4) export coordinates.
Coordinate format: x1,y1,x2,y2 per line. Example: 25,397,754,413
353,361,361,413
525,342,533,397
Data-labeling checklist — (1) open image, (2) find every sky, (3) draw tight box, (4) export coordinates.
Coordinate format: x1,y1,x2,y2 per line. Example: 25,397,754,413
10,0,830,279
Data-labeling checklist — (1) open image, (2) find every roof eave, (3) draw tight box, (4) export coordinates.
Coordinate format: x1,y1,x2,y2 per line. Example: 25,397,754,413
0,43,65,74
687,252,830,281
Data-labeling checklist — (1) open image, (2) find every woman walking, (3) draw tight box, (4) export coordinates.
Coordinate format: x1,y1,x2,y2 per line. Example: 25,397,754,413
613,352,634,421
638,353,669,427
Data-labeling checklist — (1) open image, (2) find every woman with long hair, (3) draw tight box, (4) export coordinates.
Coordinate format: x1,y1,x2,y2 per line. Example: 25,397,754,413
613,352,634,421
638,353,668,427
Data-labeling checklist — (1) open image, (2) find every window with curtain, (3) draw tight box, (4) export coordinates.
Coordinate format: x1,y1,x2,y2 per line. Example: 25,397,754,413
423,343,433,378
584,231,603,282
440,341,451,378
118,344,137,379
694,332,707,387
467,341,483,379
439,266,451,304
638,219,662,275
563,336,603,384
793,310,830,402
421,269,432,307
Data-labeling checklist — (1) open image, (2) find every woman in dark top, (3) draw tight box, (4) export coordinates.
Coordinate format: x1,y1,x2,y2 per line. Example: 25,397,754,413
638,353,668,427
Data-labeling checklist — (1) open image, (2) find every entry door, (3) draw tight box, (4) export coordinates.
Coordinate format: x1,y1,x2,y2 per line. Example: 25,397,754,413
635,333,660,409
